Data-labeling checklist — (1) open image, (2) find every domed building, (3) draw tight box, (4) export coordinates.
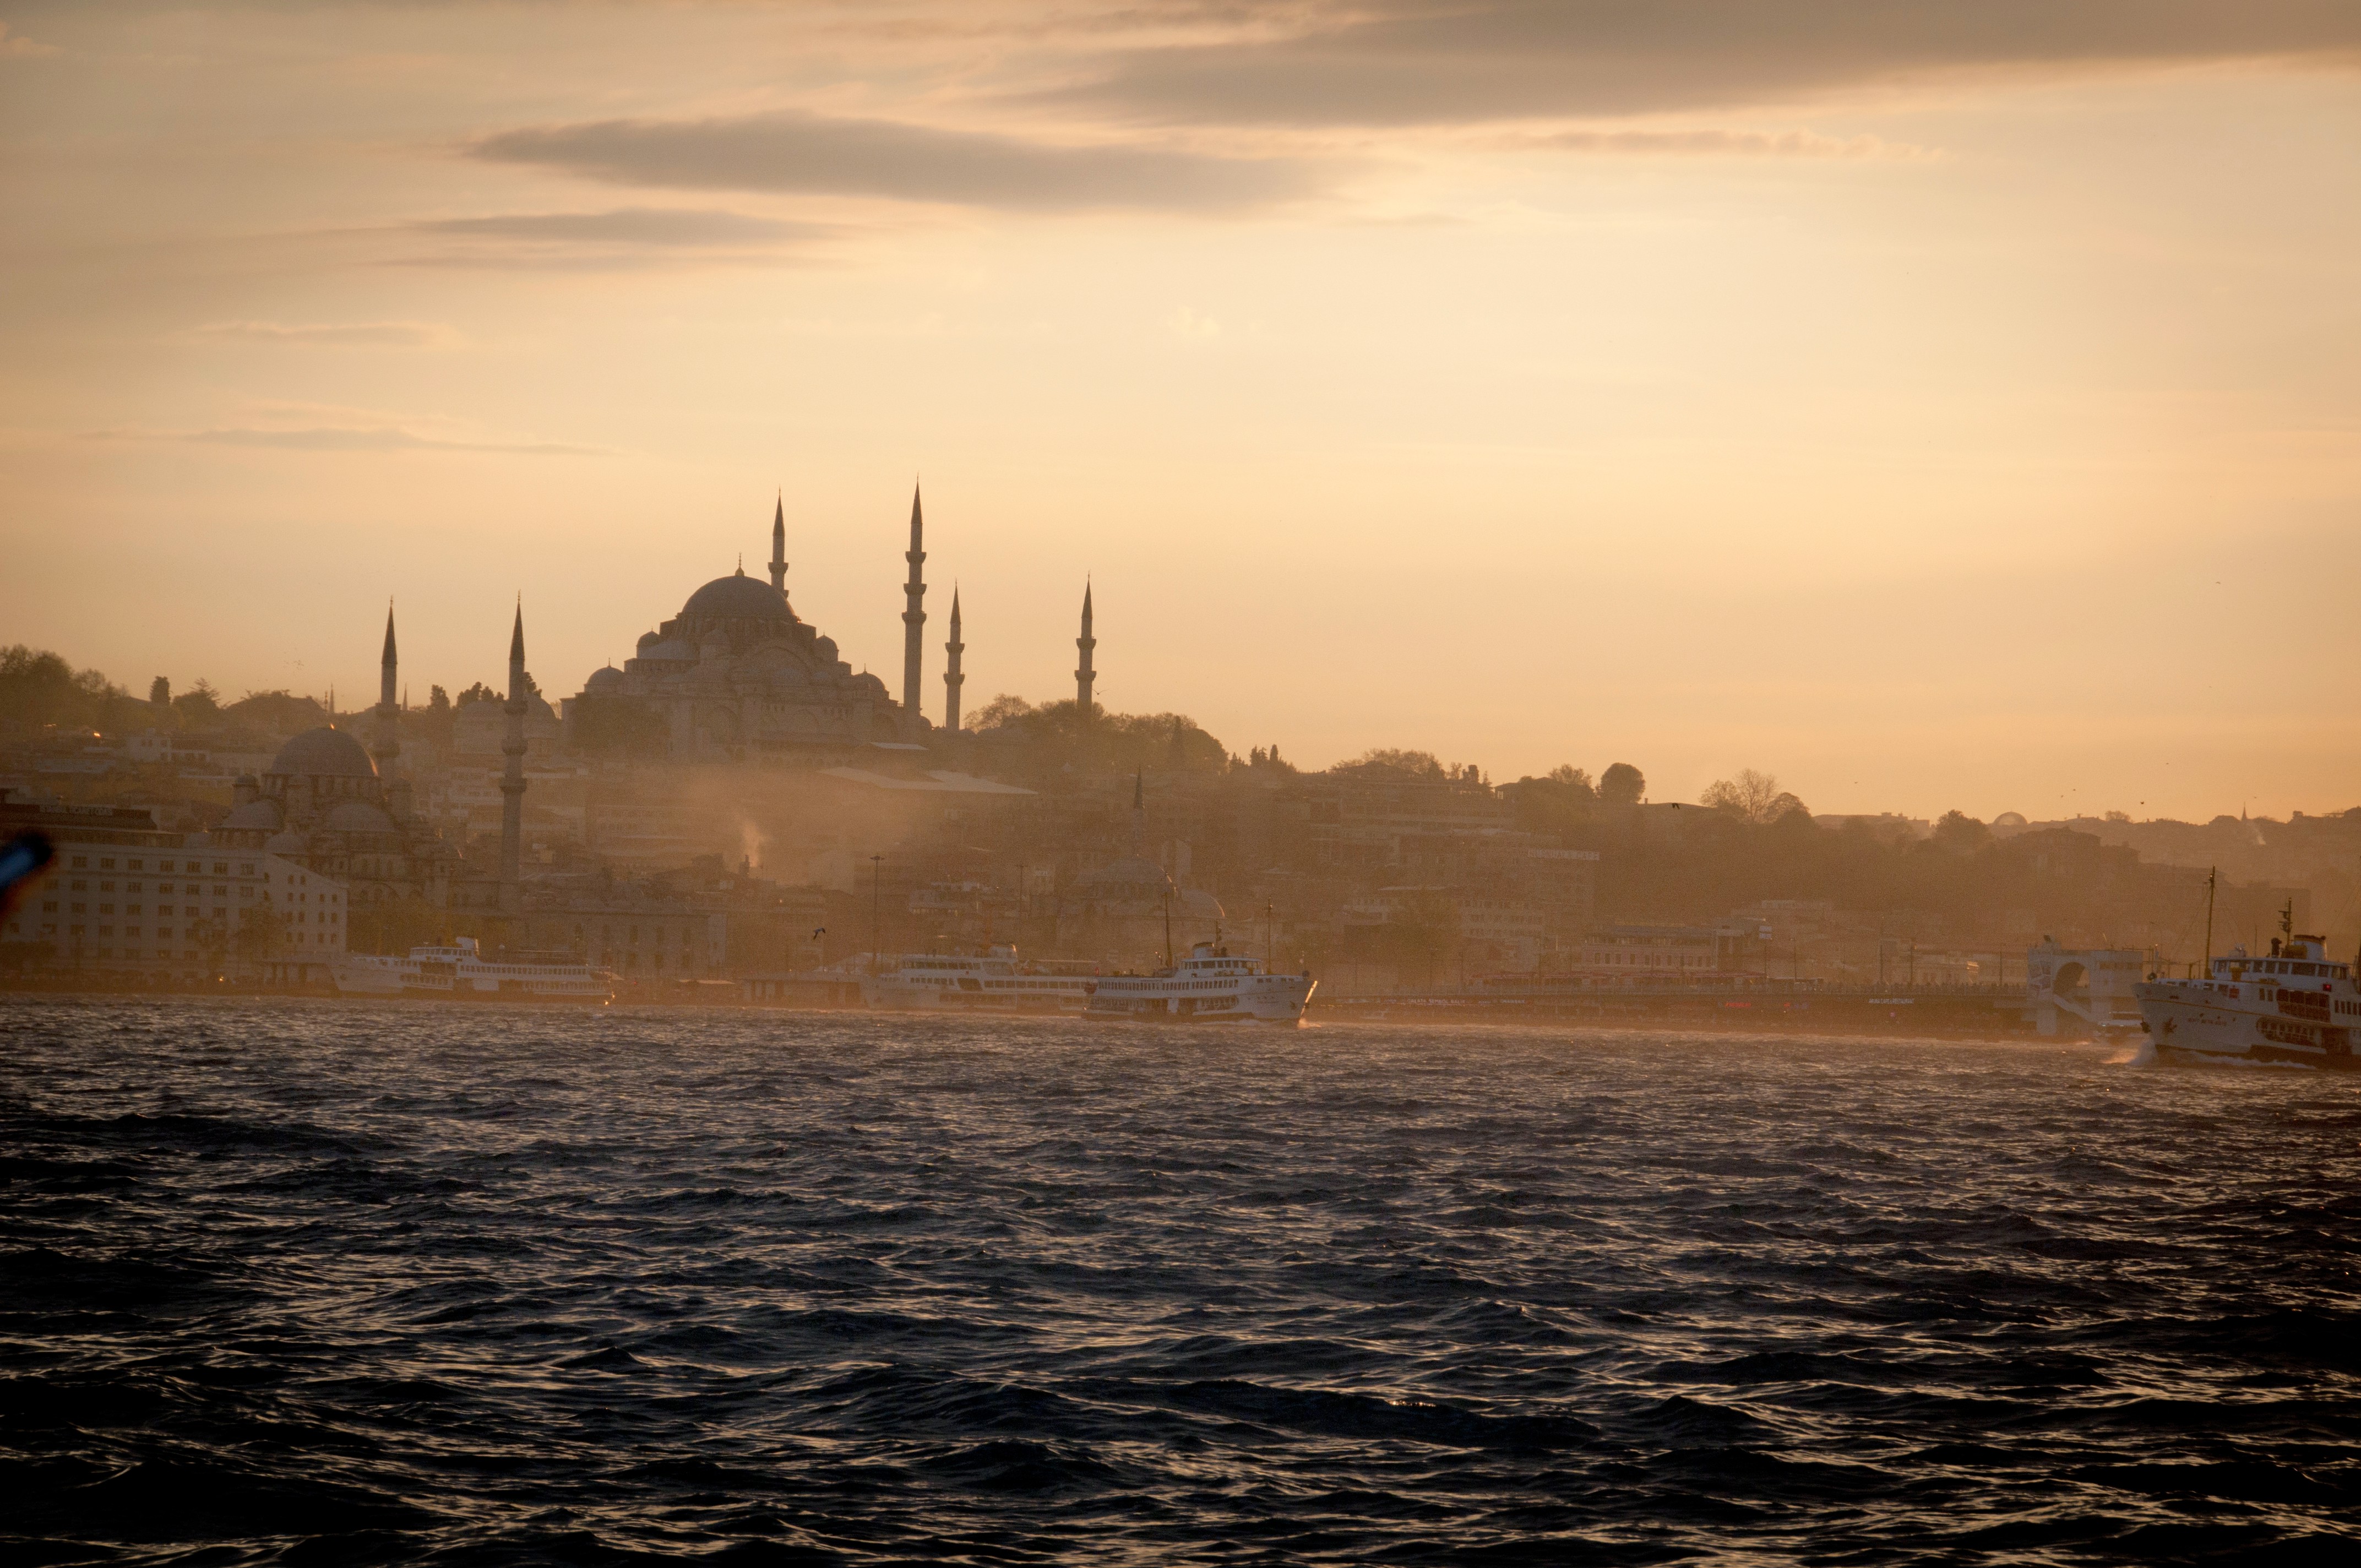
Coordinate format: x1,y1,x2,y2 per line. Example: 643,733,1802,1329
565,497,912,759
208,619,455,910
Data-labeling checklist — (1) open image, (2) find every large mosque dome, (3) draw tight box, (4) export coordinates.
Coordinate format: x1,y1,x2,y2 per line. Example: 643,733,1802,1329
270,726,377,779
681,569,795,623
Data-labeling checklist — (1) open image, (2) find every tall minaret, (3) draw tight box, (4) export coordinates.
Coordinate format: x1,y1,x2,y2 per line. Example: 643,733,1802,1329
1130,767,1145,858
375,604,411,823
769,492,788,594
1074,581,1096,717
498,603,527,918
942,586,965,734
373,604,400,772
900,483,927,734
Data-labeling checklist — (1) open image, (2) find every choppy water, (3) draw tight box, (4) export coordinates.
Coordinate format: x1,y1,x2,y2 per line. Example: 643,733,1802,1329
2,1001,2357,1566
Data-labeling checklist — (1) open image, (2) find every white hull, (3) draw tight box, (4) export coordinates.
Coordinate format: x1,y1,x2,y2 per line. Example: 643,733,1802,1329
2136,967,2359,1071
1085,965,1317,1024
331,940,612,1004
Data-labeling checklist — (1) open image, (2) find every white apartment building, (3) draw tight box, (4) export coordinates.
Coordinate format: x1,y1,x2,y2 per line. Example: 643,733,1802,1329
3,799,346,981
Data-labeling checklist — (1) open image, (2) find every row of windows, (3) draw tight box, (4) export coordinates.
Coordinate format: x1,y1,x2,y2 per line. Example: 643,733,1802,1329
70,856,252,875
2247,959,2347,978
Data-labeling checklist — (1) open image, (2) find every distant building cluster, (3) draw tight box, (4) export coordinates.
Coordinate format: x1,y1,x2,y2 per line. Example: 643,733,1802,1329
2,489,2347,994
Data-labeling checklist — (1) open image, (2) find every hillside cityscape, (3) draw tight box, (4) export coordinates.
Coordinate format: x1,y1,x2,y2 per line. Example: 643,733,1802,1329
4,512,2351,999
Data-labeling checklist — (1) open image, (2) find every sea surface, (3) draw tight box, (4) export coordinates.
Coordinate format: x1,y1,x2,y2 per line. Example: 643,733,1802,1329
2,1001,2356,1566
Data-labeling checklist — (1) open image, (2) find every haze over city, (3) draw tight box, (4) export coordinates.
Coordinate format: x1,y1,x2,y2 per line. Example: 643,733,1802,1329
5,0,2359,819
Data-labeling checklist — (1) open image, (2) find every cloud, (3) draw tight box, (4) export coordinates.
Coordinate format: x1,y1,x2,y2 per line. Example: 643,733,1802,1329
184,320,458,348
470,109,1330,211
1049,0,2361,126
1524,128,1933,159
84,425,599,456
411,207,830,248
0,22,60,58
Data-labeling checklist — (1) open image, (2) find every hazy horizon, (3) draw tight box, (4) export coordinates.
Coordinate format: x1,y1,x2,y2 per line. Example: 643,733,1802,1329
4,2,2358,821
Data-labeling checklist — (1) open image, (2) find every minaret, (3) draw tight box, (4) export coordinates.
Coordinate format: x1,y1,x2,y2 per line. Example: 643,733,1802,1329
1074,581,1097,717
498,603,527,918
943,586,965,733
374,605,399,771
769,492,788,594
1130,767,1144,858
375,604,411,823
900,482,926,734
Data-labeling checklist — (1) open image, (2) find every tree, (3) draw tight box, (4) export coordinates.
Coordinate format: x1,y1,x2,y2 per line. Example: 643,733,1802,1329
149,676,172,709
233,905,289,966
222,689,329,735
1503,764,1597,838
173,679,222,726
1932,810,1993,854
0,645,129,733
971,693,1035,730
1599,762,1646,805
1702,768,1807,825
1337,748,1445,780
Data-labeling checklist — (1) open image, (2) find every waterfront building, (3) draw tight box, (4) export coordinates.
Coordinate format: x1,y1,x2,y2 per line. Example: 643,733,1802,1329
1,796,346,982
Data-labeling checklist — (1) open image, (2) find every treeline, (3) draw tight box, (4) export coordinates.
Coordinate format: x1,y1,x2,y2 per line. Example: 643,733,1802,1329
967,695,1230,779
0,645,328,739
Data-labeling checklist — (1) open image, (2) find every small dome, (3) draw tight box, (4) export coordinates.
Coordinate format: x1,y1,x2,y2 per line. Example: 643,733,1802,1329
636,630,660,651
585,664,625,693
270,726,377,780
265,830,307,853
682,570,795,622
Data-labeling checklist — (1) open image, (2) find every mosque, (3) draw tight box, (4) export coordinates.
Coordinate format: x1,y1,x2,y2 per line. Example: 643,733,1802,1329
208,609,456,910
565,488,1096,760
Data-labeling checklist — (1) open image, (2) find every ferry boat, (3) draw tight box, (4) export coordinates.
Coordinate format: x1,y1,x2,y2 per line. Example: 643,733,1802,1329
331,937,613,1004
1084,943,1316,1024
2135,934,2360,1069
860,946,1097,1013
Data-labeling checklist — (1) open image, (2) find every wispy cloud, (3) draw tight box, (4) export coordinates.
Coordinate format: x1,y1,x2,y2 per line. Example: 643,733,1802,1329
470,110,1334,212
1048,0,2361,126
0,22,61,59
387,205,839,269
83,425,600,456
413,207,829,248
1522,128,1934,159
183,320,459,349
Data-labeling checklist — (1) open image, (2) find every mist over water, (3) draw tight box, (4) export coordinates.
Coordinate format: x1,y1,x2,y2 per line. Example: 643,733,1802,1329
3,1003,2356,1565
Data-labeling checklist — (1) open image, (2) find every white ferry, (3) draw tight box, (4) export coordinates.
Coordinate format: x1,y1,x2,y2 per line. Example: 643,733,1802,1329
1084,943,1316,1024
332,937,613,1004
860,946,1097,1013
2135,934,2359,1069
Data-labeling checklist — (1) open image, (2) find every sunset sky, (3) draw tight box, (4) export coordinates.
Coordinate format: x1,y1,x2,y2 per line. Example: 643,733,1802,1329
3,2,2357,821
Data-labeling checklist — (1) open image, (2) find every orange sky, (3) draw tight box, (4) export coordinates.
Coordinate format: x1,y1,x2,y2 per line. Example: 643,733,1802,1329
2,2,2357,821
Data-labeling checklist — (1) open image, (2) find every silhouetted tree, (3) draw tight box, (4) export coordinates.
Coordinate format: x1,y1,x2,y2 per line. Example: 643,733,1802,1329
1932,810,1993,854
1599,762,1646,805
173,679,221,726
1703,769,1808,825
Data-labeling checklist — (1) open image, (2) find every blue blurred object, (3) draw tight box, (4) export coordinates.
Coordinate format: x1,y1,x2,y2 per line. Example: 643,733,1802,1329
0,830,55,919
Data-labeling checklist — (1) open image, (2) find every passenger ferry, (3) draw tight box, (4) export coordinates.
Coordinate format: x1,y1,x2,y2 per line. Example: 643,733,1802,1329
331,937,613,1004
860,946,1097,1013
2135,934,2359,1069
1085,943,1316,1024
